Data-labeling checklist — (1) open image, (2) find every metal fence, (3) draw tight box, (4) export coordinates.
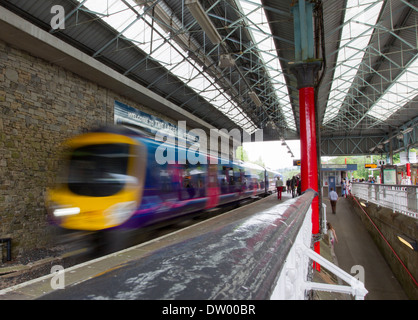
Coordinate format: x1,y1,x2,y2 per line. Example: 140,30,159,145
272,192,368,300
351,183,418,219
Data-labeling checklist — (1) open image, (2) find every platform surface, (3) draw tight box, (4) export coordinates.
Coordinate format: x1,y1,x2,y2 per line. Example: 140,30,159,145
325,196,408,300
1,194,292,300
0,191,409,300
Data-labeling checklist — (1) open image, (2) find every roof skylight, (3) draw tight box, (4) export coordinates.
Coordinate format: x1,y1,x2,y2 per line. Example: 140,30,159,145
323,0,384,124
368,55,418,122
75,0,258,133
238,0,296,131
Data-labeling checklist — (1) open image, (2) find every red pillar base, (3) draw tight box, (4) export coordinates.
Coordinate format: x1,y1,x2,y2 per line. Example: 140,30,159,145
290,61,322,271
312,197,320,271
299,86,320,271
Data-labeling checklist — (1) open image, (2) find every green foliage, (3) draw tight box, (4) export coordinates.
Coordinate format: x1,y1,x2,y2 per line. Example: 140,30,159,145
392,152,400,164
235,146,249,162
252,156,265,167
281,169,300,180
237,146,266,167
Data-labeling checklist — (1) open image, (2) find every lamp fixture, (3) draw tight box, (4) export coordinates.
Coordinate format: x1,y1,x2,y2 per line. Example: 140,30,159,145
382,139,390,144
401,127,414,134
53,207,80,217
397,234,418,251
218,53,235,68
185,0,222,45
249,91,262,107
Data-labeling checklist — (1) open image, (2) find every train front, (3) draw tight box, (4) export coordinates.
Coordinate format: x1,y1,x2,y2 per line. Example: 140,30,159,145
47,128,146,232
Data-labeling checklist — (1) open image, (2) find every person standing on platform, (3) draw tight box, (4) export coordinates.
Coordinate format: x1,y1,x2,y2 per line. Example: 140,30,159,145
286,178,291,193
327,222,338,248
342,179,347,198
275,176,283,200
291,176,296,198
329,187,338,214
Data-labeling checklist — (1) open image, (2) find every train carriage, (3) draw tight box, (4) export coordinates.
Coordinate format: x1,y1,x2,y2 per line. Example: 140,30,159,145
47,125,278,235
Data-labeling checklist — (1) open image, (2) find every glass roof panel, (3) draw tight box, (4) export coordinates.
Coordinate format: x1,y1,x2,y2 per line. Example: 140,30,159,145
238,0,296,131
76,0,258,133
368,55,418,121
323,0,384,124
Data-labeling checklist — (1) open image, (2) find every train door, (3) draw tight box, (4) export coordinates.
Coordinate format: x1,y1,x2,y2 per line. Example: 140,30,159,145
233,166,242,193
240,169,247,193
222,165,236,194
264,171,268,193
205,163,219,209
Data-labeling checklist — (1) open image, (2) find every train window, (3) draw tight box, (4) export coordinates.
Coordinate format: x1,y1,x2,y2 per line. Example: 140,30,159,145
68,143,131,197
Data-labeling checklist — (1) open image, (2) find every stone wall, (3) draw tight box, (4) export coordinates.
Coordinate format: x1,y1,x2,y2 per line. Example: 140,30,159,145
350,196,418,299
0,39,175,260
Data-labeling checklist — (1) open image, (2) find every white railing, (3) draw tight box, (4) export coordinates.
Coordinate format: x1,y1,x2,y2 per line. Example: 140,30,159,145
271,198,368,300
351,183,418,219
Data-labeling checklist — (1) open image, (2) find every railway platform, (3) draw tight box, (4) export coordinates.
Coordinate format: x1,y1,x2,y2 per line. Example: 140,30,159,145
1,192,298,300
323,196,409,300
0,190,410,300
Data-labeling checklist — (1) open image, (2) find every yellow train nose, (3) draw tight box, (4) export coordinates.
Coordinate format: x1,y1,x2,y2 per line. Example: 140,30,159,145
47,130,146,231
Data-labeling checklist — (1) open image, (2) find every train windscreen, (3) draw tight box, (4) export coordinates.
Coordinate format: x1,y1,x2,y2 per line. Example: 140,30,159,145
68,143,131,197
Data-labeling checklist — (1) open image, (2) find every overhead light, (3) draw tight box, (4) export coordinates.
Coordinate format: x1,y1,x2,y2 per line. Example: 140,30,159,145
185,0,222,45
135,0,156,5
397,234,418,251
249,91,262,107
402,127,414,134
383,139,390,144
53,207,81,217
218,54,235,68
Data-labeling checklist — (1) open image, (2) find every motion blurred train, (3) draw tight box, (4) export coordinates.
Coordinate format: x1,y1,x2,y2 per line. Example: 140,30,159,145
47,125,281,233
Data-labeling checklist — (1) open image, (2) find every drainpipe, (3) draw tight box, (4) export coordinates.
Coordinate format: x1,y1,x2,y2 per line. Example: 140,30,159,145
0,238,12,261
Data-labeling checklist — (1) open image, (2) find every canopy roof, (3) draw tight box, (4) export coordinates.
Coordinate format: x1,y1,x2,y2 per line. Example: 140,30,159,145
3,0,418,155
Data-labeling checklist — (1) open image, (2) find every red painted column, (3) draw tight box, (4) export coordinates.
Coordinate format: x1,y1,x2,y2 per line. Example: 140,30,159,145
299,86,320,269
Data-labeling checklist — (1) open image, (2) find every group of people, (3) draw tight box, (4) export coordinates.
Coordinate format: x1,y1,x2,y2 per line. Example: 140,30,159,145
329,178,351,214
275,176,302,200
274,175,339,249
286,176,301,198
327,187,341,250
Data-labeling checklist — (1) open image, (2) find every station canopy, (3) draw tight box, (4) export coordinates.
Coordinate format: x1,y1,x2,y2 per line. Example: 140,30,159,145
3,0,418,155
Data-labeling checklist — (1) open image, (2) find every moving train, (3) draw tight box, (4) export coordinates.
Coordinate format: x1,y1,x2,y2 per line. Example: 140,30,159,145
47,125,281,233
